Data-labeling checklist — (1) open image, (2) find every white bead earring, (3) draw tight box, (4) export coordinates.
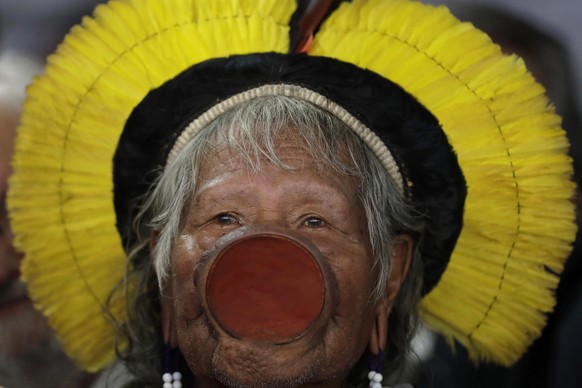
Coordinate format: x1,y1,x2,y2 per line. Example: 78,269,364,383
162,344,183,388
368,349,384,388
162,371,182,388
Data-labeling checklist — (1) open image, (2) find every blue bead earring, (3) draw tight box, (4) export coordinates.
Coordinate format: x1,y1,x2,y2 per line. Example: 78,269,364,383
368,349,384,388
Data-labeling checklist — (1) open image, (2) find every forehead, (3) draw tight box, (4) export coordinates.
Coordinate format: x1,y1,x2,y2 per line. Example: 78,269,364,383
198,122,365,177
194,141,362,203
198,141,344,181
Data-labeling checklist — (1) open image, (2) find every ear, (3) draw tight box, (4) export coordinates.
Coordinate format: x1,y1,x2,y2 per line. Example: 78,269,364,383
369,234,413,354
151,230,179,347
385,234,413,305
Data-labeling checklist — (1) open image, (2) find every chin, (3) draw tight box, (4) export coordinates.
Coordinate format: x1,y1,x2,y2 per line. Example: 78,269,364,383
210,363,321,388
204,336,349,388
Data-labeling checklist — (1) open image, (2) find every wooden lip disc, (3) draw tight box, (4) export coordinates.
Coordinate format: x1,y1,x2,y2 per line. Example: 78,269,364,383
205,234,325,343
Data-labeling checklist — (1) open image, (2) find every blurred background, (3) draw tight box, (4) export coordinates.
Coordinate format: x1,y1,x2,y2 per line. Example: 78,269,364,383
0,1,580,387
0,0,581,111
428,0,582,113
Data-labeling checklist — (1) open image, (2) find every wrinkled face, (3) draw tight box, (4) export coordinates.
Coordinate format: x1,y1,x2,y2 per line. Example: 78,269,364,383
163,143,384,387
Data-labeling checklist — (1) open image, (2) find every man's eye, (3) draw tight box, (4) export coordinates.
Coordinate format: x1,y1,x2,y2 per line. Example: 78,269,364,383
303,216,325,228
215,213,238,225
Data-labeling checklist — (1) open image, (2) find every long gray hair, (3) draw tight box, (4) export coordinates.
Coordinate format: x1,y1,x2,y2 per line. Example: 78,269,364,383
112,95,425,386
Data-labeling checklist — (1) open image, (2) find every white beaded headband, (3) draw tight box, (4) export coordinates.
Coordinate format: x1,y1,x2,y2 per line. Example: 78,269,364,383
166,84,405,195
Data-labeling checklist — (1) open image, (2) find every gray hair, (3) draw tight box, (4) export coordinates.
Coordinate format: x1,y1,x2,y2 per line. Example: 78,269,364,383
121,94,425,384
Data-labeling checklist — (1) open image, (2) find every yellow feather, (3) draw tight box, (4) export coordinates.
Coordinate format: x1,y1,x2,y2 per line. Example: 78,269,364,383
9,0,296,371
8,0,576,371
311,0,576,365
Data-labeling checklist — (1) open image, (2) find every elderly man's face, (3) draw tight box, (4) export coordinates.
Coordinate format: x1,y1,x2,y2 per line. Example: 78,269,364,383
161,140,401,387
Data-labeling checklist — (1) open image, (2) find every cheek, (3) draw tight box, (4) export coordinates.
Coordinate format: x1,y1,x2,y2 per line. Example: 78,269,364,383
318,238,376,314
170,235,219,375
175,321,215,376
319,238,377,355
334,260,376,326
331,267,376,365
170,235,207,320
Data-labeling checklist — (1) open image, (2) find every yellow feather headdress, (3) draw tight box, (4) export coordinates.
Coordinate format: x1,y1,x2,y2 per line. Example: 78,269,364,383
8,0,576,371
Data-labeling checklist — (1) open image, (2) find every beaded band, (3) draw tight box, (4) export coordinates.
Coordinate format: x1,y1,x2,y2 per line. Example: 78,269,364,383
166,84,405,195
